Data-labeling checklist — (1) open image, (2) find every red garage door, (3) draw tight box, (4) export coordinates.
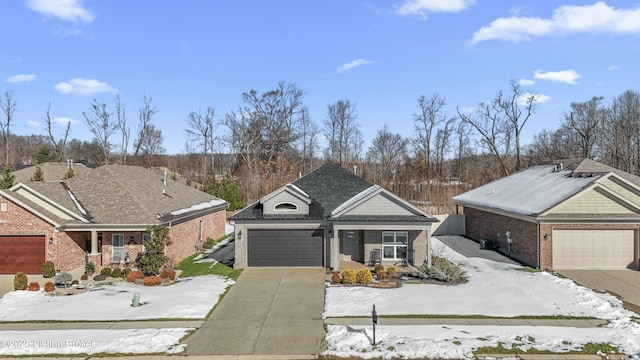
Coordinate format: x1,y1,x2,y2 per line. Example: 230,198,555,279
0,236,46,274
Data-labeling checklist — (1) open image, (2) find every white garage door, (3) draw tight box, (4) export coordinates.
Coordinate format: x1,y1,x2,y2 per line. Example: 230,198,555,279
553,229,636,269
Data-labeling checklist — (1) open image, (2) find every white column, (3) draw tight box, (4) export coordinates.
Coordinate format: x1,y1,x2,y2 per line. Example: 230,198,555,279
90,230,99,255
331,233,340,270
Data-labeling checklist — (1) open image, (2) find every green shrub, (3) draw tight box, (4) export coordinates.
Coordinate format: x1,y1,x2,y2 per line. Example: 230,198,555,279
356,269,373,285
13,272,28,290
100,267,112,277
387,266,398,276
341,269,357,285
138,225,171,276
84,261,95,274
111,267,122,278
122,268,132,279
374,264,384,272
413,257,467,283
203,237,216,249
55,272,72,287
42,261,55,278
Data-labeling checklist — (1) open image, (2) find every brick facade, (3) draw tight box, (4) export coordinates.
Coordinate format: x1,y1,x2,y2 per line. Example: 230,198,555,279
464,206,539,267
0,195,227,274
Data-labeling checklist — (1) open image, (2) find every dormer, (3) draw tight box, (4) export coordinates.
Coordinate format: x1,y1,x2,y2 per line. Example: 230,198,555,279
261,184,311,215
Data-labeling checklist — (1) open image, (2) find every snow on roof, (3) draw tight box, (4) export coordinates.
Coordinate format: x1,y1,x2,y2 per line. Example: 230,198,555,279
453,165,600,216
169,199,227,216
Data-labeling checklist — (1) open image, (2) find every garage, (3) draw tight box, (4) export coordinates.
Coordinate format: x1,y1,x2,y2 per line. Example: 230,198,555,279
552,229,636,269
0,235,46,274
247,229,324,267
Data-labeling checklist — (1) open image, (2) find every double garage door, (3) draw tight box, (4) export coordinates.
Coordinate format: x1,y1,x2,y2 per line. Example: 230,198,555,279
0,235,45,274
552,229,636,269
247,229,324,267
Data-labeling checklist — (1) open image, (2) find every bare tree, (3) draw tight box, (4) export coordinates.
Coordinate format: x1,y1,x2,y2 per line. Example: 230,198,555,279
606,90,640,174
323,99,361,165
298,106,319,172
44,103,71,162
185,107,216,176
138,124,165,165
413,94,447,179
134,95,158,157
366,125,408,186
83,99,118,165
0,90,17,166
114,94,130,165
564,96,607,159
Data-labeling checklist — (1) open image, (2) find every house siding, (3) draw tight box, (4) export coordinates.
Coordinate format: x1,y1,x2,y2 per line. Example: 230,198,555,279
262,191,309,215
0,197,85,273
549,189,636,214
344,193,413,216
363,229,427,266
464,207,539,267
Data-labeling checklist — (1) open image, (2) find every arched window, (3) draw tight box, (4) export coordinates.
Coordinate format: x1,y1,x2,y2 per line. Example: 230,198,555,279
274,202,298,211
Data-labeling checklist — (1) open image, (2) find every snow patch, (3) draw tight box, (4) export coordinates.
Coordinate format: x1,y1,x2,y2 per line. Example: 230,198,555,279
169,199,227,216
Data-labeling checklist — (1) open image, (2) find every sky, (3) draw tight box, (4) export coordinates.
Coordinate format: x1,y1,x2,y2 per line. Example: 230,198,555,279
2,0,640,156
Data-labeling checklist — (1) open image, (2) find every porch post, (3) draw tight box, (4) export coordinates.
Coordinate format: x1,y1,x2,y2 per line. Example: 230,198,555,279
331,231,340,270
426,228,432,267
90,230,99,255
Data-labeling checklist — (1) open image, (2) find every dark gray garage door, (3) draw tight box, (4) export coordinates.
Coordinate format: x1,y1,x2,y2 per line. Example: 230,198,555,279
247,229,324,267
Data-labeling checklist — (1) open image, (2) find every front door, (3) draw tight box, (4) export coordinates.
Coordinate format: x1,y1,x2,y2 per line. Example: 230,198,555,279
343,230,362,262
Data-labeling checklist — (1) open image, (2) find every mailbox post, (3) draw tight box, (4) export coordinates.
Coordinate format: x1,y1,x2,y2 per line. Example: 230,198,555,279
372,303,377,345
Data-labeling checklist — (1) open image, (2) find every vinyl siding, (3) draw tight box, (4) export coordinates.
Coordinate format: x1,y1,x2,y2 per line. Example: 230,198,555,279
548,188,637,214
598,177,640,204
262,190,310,215
343,193,414,216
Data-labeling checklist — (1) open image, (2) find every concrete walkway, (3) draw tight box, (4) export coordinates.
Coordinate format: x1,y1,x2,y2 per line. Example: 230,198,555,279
0,320,204,330
558,269,640,313
325,317,608,327
435,235,521,265
184,267,326,356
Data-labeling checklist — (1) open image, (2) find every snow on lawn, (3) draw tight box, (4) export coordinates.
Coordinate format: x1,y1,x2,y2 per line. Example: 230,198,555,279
0,328,190,356
325,324,640,360
325,237,635,319
325,237,640,358
0,275,233,321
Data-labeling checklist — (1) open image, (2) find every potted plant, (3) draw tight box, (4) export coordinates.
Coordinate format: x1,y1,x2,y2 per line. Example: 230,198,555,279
84,261,95,275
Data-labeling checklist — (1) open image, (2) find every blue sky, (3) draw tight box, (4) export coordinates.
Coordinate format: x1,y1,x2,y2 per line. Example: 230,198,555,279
2,0,640,155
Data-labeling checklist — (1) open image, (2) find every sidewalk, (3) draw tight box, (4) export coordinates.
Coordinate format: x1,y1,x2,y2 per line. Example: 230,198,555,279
0,320,203,330
325,316,608,327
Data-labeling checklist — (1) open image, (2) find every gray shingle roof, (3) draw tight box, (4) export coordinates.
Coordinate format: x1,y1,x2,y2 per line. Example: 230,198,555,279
230,162,436,223
12,162,93,183
4,165,227,226
452,158,638,216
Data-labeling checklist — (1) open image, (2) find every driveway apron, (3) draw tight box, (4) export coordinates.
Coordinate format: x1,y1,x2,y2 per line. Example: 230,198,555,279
185,267,326,356
558,269,640,312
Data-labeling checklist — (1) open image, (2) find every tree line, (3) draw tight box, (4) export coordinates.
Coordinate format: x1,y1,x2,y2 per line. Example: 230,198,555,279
2,82,640,214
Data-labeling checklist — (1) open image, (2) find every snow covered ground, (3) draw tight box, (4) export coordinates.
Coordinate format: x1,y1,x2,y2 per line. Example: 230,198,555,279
0,275,232,355
324,237,640,359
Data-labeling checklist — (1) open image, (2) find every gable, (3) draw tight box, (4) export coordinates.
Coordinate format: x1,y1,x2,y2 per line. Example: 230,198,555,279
341,192,415,217
547,186,640,215
261,188,310,215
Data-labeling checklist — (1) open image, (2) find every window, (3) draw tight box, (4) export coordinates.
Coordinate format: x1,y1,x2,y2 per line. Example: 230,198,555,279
0,202,7,212
274,202,298,211
112,234,124,263
382,232,407,260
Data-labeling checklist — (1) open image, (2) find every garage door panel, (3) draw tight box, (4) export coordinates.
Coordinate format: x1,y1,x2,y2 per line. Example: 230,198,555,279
0,235,45,274
248,229,323,267
553,229,635,270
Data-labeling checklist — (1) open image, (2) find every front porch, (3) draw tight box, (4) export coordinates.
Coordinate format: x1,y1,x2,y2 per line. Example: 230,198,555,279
68,230,147,271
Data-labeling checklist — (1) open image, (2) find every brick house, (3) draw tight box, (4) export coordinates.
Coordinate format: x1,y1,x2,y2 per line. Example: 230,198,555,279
453,159,640,270
0,165,228,274
230,162,438,270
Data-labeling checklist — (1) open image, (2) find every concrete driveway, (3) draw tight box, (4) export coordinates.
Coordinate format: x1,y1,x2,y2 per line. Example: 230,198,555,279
558,269,640,313
184,267,326,356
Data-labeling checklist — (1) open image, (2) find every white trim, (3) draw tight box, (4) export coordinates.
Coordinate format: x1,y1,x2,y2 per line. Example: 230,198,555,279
8,183,88,222
260,184,312,205
274,202,299,211
381,231,408,261
0,190,61,227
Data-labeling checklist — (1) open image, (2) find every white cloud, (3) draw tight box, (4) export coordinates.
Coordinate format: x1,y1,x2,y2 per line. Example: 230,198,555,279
471,1,640,44
396,0,473,18
518,78,535,86
336,59,372,74
27,0,94,23
517,92,551,106
53,117,77,126
5,74,36,83
534,69,582,84
54,78,118,96
53,26,86,37
27,120,41,128
607,65,620,71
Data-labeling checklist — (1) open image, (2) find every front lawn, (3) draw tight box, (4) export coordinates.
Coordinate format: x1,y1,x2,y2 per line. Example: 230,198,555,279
176,252,242,280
